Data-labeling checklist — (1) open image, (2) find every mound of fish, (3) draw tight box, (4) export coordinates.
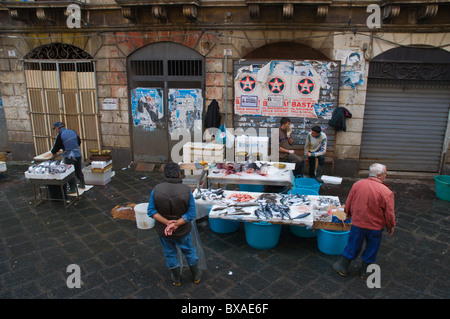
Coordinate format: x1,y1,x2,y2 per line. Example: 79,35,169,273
213,162,269,176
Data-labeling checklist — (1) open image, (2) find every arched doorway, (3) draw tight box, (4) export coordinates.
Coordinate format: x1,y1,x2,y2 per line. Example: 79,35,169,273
23,42,101,160
360,46,450,173
127,42,205,163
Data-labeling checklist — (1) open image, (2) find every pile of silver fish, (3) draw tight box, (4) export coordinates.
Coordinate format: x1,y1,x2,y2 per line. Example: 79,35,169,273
254,203,291,220
193,188,225,201
27,160,69,175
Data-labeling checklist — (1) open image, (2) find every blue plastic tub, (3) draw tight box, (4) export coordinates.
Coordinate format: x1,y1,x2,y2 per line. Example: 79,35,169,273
239,184,264,192
289,187,319,196
209,217,240,233
290,225,317,238
244,221,282,249
434,175,450,202
317,229,350,255
295,177,321,193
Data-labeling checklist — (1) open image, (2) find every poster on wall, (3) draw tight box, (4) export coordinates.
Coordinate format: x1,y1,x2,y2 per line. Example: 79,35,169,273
260,61,291,117
234,69,262,115
234,60,338,120
261,75,291,117
131,88,164,131
290,62,321,118
168,89,203,134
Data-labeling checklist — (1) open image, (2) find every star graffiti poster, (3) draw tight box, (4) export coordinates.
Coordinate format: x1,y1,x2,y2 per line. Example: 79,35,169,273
234,69,262,115
290,63,321,118
261,74,291,117
234,60,323,118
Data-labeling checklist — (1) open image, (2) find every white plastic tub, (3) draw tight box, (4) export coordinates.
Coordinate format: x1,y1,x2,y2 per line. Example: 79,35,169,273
134,203,155,230
321,175,343,184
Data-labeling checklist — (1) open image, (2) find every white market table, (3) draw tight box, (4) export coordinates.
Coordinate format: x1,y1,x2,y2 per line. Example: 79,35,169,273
206,190,343,228
206,162,295,188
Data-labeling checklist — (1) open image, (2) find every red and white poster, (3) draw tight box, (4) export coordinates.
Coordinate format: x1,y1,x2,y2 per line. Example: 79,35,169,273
234,60,325,118
234,73,262,115
290,65,321,118
261,75,291,117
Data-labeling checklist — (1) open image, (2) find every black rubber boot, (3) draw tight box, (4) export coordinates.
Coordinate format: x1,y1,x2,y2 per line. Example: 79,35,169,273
189,263,203,284
360,261,370,279
169,267,181,286
333,256,351,277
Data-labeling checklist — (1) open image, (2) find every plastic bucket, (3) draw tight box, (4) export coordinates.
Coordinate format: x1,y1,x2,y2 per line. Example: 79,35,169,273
208,217,240,233
290,225,317,238
239,184,264,192
434,175,450,201
317,229,350,255
295,177,321,193
244,221,282,249
134,203,155,230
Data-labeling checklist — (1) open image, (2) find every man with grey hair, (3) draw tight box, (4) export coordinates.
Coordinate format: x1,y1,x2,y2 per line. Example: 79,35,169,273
333,163,396,279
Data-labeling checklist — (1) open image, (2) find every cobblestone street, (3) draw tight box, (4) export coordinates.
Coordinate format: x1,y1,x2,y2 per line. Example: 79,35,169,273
0,163,449,300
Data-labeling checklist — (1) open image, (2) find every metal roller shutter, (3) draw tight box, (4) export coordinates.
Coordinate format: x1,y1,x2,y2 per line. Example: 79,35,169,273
360,83,450,172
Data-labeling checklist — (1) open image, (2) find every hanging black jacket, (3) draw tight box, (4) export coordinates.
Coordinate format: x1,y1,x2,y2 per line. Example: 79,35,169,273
328,107,352,131
204,99,221,129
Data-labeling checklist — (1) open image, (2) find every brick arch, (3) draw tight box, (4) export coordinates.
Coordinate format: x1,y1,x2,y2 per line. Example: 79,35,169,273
243,41,330,60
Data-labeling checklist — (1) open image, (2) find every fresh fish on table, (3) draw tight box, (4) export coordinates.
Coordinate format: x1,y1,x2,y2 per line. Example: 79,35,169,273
294,213,310,219
194,188,225,201
254,204,266,220
257,163,269,176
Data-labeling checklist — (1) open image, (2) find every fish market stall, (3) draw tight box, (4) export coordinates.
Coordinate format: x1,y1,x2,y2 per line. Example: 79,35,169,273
207,162,295,188
24,160,80,208
201,190,341,227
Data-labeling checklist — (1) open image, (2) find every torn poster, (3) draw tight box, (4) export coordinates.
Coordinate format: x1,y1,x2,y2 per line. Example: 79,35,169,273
168,89,203,134
131,88,164,131
234,60,329,118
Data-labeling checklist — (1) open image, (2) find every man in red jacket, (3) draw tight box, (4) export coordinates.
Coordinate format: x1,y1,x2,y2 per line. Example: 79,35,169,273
333,163,396,279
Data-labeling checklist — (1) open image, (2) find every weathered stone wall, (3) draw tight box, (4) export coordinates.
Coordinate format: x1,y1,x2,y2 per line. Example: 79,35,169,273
0,29,449,172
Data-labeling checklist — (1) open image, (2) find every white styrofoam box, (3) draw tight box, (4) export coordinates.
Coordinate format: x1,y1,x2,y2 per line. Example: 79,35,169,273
0,161,6,172
192,153,224,163
83,165,112,186
91,160,112,169
321,175,343,184
183,142,225,163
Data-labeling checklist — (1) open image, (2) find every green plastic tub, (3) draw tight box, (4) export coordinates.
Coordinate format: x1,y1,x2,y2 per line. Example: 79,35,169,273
434,175,450,201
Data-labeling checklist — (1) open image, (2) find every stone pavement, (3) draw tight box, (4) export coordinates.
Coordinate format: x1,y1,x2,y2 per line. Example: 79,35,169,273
0,163,449,300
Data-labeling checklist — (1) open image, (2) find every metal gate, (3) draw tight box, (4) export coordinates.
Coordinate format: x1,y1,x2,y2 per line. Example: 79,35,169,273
23,44,101,160
127,42,205,163
360,83,450,172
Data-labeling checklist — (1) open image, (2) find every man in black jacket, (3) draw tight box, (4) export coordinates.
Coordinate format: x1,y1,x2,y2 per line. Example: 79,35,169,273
147,162,202,286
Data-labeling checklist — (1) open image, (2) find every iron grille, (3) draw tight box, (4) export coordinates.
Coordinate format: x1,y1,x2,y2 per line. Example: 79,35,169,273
130,60,164,76
168,60,203,76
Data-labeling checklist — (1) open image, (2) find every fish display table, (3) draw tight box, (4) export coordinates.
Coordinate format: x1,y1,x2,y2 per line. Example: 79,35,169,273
207,162,295,188
202,190,342,228
26,171,80,209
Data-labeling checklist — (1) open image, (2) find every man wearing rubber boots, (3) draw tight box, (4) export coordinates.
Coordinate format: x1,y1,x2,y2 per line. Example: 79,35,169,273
333,163,396,279
147,162,203,286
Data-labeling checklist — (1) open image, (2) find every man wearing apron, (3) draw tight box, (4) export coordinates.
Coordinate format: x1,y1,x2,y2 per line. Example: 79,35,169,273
51,122,86,194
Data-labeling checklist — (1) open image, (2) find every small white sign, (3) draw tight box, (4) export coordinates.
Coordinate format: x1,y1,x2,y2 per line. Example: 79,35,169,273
8,50,16,57
102,98,118,110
